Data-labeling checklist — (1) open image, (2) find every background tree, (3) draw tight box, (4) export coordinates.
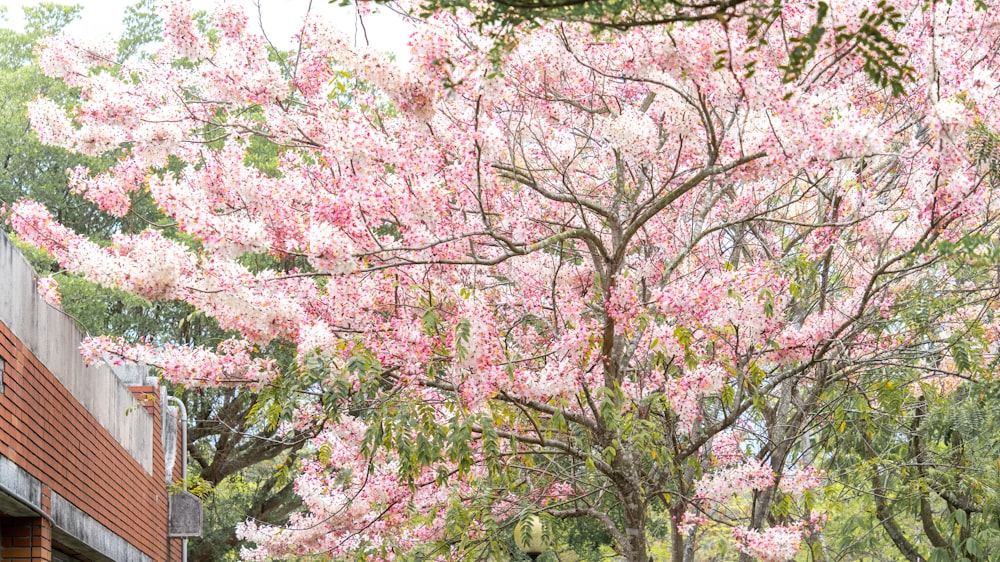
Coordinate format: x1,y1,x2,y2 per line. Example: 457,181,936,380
7,1,1000,562
812,127,1000,562
0,4,317,559
0,2,111,235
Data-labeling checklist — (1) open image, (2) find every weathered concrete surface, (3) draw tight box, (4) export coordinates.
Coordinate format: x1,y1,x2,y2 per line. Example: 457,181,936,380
0,456,144,562
0,453,43,517
51,492,153,562
163,395,179,483
168,491,203,537
0,233,153,473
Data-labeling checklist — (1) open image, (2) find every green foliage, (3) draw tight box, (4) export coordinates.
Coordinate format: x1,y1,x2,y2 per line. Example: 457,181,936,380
353,0,930,96
780,0,829,82
168,473,216,499
834,0,914,96
0,5,101,232
192,455,302,562
816,300,1000,562
0,5,320,560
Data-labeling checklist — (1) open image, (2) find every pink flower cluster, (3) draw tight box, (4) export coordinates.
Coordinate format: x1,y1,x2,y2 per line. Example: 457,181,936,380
36,276,62,308
79,336,278,388
779,467,824,496
711,432,746,466
10,0,1000,558
695,460,775,504
732,524,805,562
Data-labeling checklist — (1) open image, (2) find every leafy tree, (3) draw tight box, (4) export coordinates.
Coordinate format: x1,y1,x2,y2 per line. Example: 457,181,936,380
813,133,1000,562
8,1,1000,562
0,4,316,560
358,0,915,95
0,3,111,235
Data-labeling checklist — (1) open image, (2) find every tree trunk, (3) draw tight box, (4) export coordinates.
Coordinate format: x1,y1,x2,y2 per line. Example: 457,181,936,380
669,504,686,562
621,485,651,562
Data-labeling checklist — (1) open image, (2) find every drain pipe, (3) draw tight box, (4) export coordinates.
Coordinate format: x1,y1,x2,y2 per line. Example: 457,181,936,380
166,395,189,562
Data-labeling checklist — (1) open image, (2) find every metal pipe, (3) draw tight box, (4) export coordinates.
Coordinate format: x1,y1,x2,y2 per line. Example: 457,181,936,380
166,395,189,562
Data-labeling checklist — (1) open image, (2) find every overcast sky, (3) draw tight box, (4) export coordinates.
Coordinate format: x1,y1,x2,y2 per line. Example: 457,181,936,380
0,0,413,62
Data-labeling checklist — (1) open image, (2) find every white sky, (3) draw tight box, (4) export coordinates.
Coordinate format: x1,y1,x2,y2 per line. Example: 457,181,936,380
0,0,414,63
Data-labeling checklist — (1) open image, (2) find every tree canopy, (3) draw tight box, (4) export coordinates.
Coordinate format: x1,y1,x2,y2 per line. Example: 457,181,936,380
0,4,318,559
7,1,1000,561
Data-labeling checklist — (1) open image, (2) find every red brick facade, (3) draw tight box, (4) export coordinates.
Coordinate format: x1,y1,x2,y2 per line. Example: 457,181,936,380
0,517,52,561
0,319,186,561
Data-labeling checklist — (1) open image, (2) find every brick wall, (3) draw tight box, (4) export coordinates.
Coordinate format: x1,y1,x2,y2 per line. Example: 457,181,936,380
0,320,172,560
0,517,52,561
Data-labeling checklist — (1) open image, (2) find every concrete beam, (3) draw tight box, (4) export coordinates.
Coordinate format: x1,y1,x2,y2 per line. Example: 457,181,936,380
51,492,152,562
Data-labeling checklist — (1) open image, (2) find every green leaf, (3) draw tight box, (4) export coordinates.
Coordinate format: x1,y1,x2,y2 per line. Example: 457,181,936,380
455,318,472,362
965,537,982,558
602,446,617,463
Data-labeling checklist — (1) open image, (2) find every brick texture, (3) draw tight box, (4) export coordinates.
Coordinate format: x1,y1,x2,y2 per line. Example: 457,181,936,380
0,320,187,561
0,516,52,561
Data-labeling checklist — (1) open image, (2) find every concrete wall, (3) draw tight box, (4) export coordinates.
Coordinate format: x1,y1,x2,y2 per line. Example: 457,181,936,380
0,233,153,473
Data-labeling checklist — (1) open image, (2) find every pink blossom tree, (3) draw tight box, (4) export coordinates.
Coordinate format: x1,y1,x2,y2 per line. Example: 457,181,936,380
9,0,1000,560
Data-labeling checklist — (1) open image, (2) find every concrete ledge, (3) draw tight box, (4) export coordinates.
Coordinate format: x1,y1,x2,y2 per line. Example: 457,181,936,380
51,492,153,562
0,454,43,517
0,233,154,473
0,432,160,561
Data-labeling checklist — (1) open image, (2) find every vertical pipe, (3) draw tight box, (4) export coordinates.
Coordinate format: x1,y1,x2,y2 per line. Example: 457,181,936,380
166,396,189,562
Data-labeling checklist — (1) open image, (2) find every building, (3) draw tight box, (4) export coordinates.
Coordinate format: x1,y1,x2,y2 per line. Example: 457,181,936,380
0,232,189,561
